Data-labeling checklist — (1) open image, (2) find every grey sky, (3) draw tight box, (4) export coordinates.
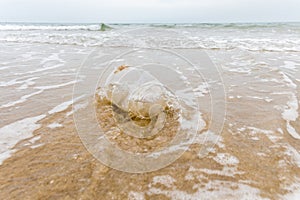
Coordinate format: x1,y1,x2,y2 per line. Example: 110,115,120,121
0,0,299,23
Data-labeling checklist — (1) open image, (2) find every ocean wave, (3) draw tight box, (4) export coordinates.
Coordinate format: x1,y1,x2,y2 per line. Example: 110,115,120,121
122,22,300,30
0,24,110,31
1,33,300,52
0,23,300,52
1,22,300,31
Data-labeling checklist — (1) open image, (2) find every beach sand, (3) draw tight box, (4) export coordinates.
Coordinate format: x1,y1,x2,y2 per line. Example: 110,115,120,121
0,99,299,199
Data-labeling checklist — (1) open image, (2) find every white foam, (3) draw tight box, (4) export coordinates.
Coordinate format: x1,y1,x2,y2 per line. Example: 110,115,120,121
128,191,145,200
40,53,65,64
193,82,209,97
282,93,299,121
0,66,10,70
29,135,41,144
30,143,44,149
193,153,243,178
0,77,38,87
238,127,246,132
264,97,273,103
66,101,89,117
257,152,267,157
284,190,300,200
247,127,274,135
48,99,74,114
1,26,300,51
194,130,224,147
151,175,176,188
17,81,34,90
34,80,77,90
15,63,64,75
283,182,300,200
238,126,280,143
246,96,273,102
0,78,19,87
0,90,43,108
286,123,300,139
251,137,260,141
47,123,63,129
187,162,245,179
280,72,297,89
281,93,300,139
0,115,45,165
198,166,244,177
284,145,300,168
213,153,239,166
146,141,191,159
1,80,78,109
277,128,284,134
147,180,267,200
281,61,297,70
223,66,251,74
48,95,85,115
257,77,281,84
27,135,44,149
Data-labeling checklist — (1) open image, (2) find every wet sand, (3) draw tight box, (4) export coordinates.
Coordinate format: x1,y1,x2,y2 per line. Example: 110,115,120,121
0,99,299,199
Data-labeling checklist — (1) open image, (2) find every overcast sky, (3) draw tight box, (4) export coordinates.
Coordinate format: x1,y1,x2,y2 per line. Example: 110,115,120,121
0,0,299,23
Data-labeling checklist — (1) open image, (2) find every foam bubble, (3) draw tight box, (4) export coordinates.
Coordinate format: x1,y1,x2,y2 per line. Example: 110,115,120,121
0,90,43,108
151,175,176,188
47,123,63,129
0,115,45,165
213,153,239,166
147,179,267,200
48,95,85,115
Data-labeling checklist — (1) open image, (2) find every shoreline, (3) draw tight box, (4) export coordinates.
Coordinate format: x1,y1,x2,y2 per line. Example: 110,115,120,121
0,99,299,199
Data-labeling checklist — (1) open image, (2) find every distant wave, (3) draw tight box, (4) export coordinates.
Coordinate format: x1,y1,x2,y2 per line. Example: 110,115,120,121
1,33,300,52
1,22,300,31
0,24,110,31
129,22,300,29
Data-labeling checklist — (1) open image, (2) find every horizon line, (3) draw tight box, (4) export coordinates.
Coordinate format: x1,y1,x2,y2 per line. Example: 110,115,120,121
0,20,300,25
